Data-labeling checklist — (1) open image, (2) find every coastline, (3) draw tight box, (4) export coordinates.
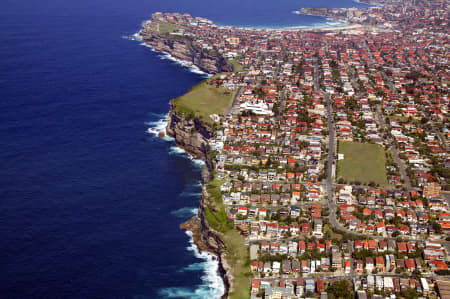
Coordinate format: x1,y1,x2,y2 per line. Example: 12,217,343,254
145,111,227,297
132,7,371,297
133,14,357,298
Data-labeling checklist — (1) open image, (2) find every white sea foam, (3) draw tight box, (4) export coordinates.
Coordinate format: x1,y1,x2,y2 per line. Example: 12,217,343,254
168,146,205,168
135,36,211,78
179,191,202,197
171,207,199,218
179,262,206,272
185,231,225,298
157,52,212,78
187,181,203,188
158,231,225,298
169,146,187,155
146,116,175,141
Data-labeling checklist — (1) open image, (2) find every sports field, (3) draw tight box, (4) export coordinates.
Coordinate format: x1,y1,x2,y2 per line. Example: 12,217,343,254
337,141,388,186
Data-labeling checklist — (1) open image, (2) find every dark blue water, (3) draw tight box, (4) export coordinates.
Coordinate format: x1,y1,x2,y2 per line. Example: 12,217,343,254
0,0,369,298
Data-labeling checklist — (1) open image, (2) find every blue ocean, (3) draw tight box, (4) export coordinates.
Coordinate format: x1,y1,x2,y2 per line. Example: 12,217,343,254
0,0,369,297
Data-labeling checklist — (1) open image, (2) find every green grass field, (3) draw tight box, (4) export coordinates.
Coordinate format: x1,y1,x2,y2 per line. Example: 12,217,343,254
172,79,235,124
337,141,388,186
230,59,244,72
223,230,251,299
147,21,187,34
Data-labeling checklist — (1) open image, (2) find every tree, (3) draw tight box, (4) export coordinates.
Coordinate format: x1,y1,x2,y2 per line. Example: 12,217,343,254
326,279,354,299
401,288,418,299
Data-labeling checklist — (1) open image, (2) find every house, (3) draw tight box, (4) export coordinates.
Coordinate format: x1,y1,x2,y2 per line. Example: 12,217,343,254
384,277,394,291
299,240,306,254
345,260,352,274
378,240,387,252
376,256,385,272
317,279,325,293
305,279,315,294
376,276,383,290
272,261,281,274
376,222,385,233
313,218,323,237
405,259,416,272
238,206,248,216
263,262,272,273
301,223,311,234
265,286,294,299
251,280,260,294
355,260,364,273
291,206,300,217
332,250,343,271
397,242,407,253
302,260,311,273
282,260,292,274
366,257,374,273
296,277,305,297
292,259,300,272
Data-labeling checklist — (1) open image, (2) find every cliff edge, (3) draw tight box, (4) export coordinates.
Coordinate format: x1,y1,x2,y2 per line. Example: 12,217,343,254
138,17,233,74
166,106,231,298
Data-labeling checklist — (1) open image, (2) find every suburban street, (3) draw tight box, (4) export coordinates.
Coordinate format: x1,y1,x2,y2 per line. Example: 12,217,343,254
375,106,413,190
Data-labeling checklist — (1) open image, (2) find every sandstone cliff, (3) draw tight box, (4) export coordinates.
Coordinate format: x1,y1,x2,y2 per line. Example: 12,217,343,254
166,106,212,160
139,26,233,74
167,107,230,298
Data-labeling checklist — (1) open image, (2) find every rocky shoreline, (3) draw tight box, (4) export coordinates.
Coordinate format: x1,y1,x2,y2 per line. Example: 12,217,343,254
135,15,235,297
167,107,232,299
137,17,233,74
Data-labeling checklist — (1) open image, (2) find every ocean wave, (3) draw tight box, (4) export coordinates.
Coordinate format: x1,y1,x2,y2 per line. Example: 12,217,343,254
279,19,350,30
158,287,218,298
136,40,211,78
169,146,187,155
185,231,224,298
148,112,169,118
171,207,199,218
158,231,225,298
157,52,212,78
179,191,202,197
146,117,175,141
179,262,206,272
168,146,205,168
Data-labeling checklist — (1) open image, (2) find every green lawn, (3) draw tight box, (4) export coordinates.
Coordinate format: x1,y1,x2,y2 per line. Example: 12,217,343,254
205,176,232,232
172,79,235,124
230,59,244,72
223,230,251,299
147,21,187,34
337,141,388,186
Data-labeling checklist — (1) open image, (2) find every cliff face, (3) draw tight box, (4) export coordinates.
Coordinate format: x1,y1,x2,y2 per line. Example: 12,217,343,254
167,107,230,298
166,106,212,159
139,28,233,74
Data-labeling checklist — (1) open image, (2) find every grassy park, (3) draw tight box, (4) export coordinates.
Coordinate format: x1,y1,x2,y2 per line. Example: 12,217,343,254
147,21,187,34
224,230,251,299
172,79,235,124
230,59,244,72
337,141,388,186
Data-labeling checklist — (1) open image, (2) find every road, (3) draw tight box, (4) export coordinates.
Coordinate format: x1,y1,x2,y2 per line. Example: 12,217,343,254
375,106,412,190
313,57,365,238
226,85,243,115
361,39,414,191
312,57,421,239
